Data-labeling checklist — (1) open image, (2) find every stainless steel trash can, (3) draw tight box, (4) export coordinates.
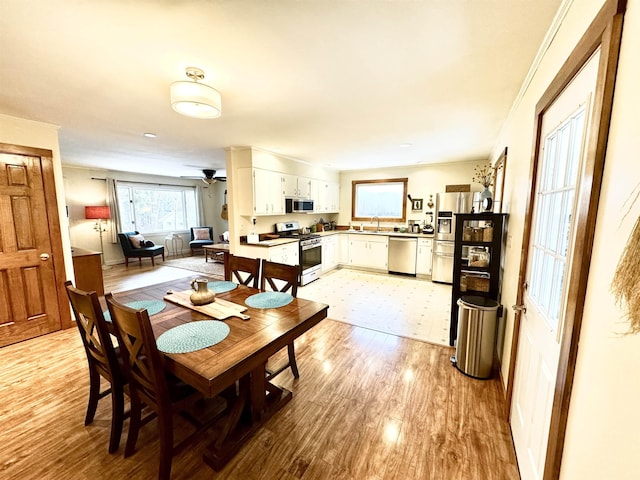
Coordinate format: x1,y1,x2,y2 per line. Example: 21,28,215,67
452,295,500,379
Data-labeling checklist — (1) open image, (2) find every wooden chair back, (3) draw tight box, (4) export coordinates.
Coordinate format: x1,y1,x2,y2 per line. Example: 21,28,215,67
105,293,170,414
65,280,125,453
66,281,120,381
260,260,299,297
259,261,301,380
228,254,261,288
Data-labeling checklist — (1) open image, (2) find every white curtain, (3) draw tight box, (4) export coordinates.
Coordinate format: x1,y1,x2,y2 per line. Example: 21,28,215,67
106,177,120,243
196,185,206,225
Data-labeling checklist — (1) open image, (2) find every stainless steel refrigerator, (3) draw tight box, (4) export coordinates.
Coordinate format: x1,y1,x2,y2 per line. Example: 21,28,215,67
431,192,473,283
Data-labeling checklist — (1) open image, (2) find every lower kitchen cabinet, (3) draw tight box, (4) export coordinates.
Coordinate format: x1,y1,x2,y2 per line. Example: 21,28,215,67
338,234,349,265
268,242,299,266
321,235,338,272
416,238,433,276
236,242,299,267
349,234,388,271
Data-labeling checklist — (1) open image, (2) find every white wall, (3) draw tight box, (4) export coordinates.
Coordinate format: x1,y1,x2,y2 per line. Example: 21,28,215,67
0,114,73,277
493,0,640,477
62,166,227,264
338,161,482,229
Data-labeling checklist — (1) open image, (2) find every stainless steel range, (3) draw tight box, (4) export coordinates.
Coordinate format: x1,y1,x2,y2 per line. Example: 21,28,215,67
274,221,322,286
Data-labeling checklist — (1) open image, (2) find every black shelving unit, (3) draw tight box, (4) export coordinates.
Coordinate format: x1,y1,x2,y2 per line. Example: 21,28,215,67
449,213,507,346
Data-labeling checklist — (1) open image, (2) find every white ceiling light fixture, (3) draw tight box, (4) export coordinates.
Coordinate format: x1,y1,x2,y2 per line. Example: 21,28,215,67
170,67,222,119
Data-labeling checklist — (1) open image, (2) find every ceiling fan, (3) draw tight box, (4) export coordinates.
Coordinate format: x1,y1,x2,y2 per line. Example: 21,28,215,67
181,169,227,184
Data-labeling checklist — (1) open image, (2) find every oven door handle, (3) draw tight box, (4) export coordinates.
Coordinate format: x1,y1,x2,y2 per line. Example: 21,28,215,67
301,243,321,251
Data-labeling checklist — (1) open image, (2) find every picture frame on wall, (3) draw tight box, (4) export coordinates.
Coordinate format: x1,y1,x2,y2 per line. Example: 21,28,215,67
492,147,507,213
411,198,423,211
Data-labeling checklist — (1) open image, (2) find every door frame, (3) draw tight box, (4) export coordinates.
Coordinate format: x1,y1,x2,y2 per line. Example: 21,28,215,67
0,142,72,332
505,0,626,478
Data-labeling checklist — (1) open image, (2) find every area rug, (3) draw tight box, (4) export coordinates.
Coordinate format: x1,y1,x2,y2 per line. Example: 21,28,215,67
162,256,225,278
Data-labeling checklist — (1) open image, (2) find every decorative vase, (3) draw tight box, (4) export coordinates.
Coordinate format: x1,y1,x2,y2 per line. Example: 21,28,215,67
480,187,493,211
190,278,216,305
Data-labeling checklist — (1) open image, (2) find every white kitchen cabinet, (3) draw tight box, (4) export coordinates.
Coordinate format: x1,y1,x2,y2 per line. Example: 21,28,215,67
255,168,284,215
327,181,339,212
283,174,312,199
235,241,298,266
416,238,433,276
282,173,298,198
298,177,312,198
268,242,299,266
338,233,349,265
348,234,388,270
238,167,284,216
314,180,340,213
321,235,338,272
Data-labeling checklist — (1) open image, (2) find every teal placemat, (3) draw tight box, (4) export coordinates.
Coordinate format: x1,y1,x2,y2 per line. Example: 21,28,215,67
104,300,166,323
207,281,238,294
156,320,230,354
245,291,294,309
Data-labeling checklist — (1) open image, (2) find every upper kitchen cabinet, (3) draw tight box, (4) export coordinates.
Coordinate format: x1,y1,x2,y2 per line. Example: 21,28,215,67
283,174,312,199
237,167,285,216
313,180,340,213
228,147,340,219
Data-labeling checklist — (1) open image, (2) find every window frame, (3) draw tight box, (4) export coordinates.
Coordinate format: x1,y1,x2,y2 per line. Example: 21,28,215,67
351,178,408,222
116,181,199,235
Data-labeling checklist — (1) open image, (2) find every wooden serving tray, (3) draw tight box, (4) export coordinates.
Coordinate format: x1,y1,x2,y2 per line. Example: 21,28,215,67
164,290,250,321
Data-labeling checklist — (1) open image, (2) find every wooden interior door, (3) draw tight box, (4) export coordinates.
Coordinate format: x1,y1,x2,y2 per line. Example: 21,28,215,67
0,145,70,347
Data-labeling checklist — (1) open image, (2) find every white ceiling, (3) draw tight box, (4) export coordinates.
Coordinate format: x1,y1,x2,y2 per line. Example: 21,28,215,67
0,0,562,178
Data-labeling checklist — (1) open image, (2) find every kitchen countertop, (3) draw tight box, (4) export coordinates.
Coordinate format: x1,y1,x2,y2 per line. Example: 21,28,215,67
318,230,434,239
241,230,434,247
241,237,299,247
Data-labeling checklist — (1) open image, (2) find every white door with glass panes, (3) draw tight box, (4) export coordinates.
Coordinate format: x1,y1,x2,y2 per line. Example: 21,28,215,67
511,50,598,480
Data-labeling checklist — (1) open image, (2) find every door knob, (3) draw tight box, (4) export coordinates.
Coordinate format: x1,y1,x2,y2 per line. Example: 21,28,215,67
40,253,50,261
512,304,526,313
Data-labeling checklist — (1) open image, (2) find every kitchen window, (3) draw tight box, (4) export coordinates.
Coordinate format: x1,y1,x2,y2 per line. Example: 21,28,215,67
352,178,408,222
116,182,198,234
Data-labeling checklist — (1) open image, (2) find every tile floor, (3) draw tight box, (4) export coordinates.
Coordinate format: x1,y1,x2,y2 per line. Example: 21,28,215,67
104,263,454,347
298,268,453,346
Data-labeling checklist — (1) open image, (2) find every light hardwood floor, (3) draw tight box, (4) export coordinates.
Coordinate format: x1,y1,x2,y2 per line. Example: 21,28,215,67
0,267,520,479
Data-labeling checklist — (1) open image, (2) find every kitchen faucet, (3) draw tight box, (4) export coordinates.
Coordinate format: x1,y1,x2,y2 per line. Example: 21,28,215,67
371,216,380,232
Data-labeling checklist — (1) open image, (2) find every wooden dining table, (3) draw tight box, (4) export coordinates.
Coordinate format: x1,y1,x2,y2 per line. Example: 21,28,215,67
110,278,328,471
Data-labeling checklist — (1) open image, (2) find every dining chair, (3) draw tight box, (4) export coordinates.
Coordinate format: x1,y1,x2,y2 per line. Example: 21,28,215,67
260,259,300,380
105,293,222,480
64,281,127,454
227,254,261,288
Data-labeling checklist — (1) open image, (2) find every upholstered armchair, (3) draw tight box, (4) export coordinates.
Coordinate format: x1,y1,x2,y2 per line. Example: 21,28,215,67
189,226,214,254
117,231,165,266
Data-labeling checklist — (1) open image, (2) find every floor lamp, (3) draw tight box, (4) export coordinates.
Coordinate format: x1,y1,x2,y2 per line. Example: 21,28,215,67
85,206,111,269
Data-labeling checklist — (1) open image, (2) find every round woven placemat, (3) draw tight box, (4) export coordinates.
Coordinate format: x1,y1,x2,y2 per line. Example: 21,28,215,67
156,320,230,354
103,299,166,323
207,281,238,294
245,291,294,309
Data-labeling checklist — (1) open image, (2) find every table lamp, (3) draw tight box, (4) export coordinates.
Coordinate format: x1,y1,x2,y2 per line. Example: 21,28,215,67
85,205,111,268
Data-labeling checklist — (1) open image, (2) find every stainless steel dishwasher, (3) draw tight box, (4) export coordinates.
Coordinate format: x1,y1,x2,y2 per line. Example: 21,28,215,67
388,237,417,275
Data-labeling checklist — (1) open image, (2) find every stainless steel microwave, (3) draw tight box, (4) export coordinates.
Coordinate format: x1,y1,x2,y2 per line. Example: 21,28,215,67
286,198,314,213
